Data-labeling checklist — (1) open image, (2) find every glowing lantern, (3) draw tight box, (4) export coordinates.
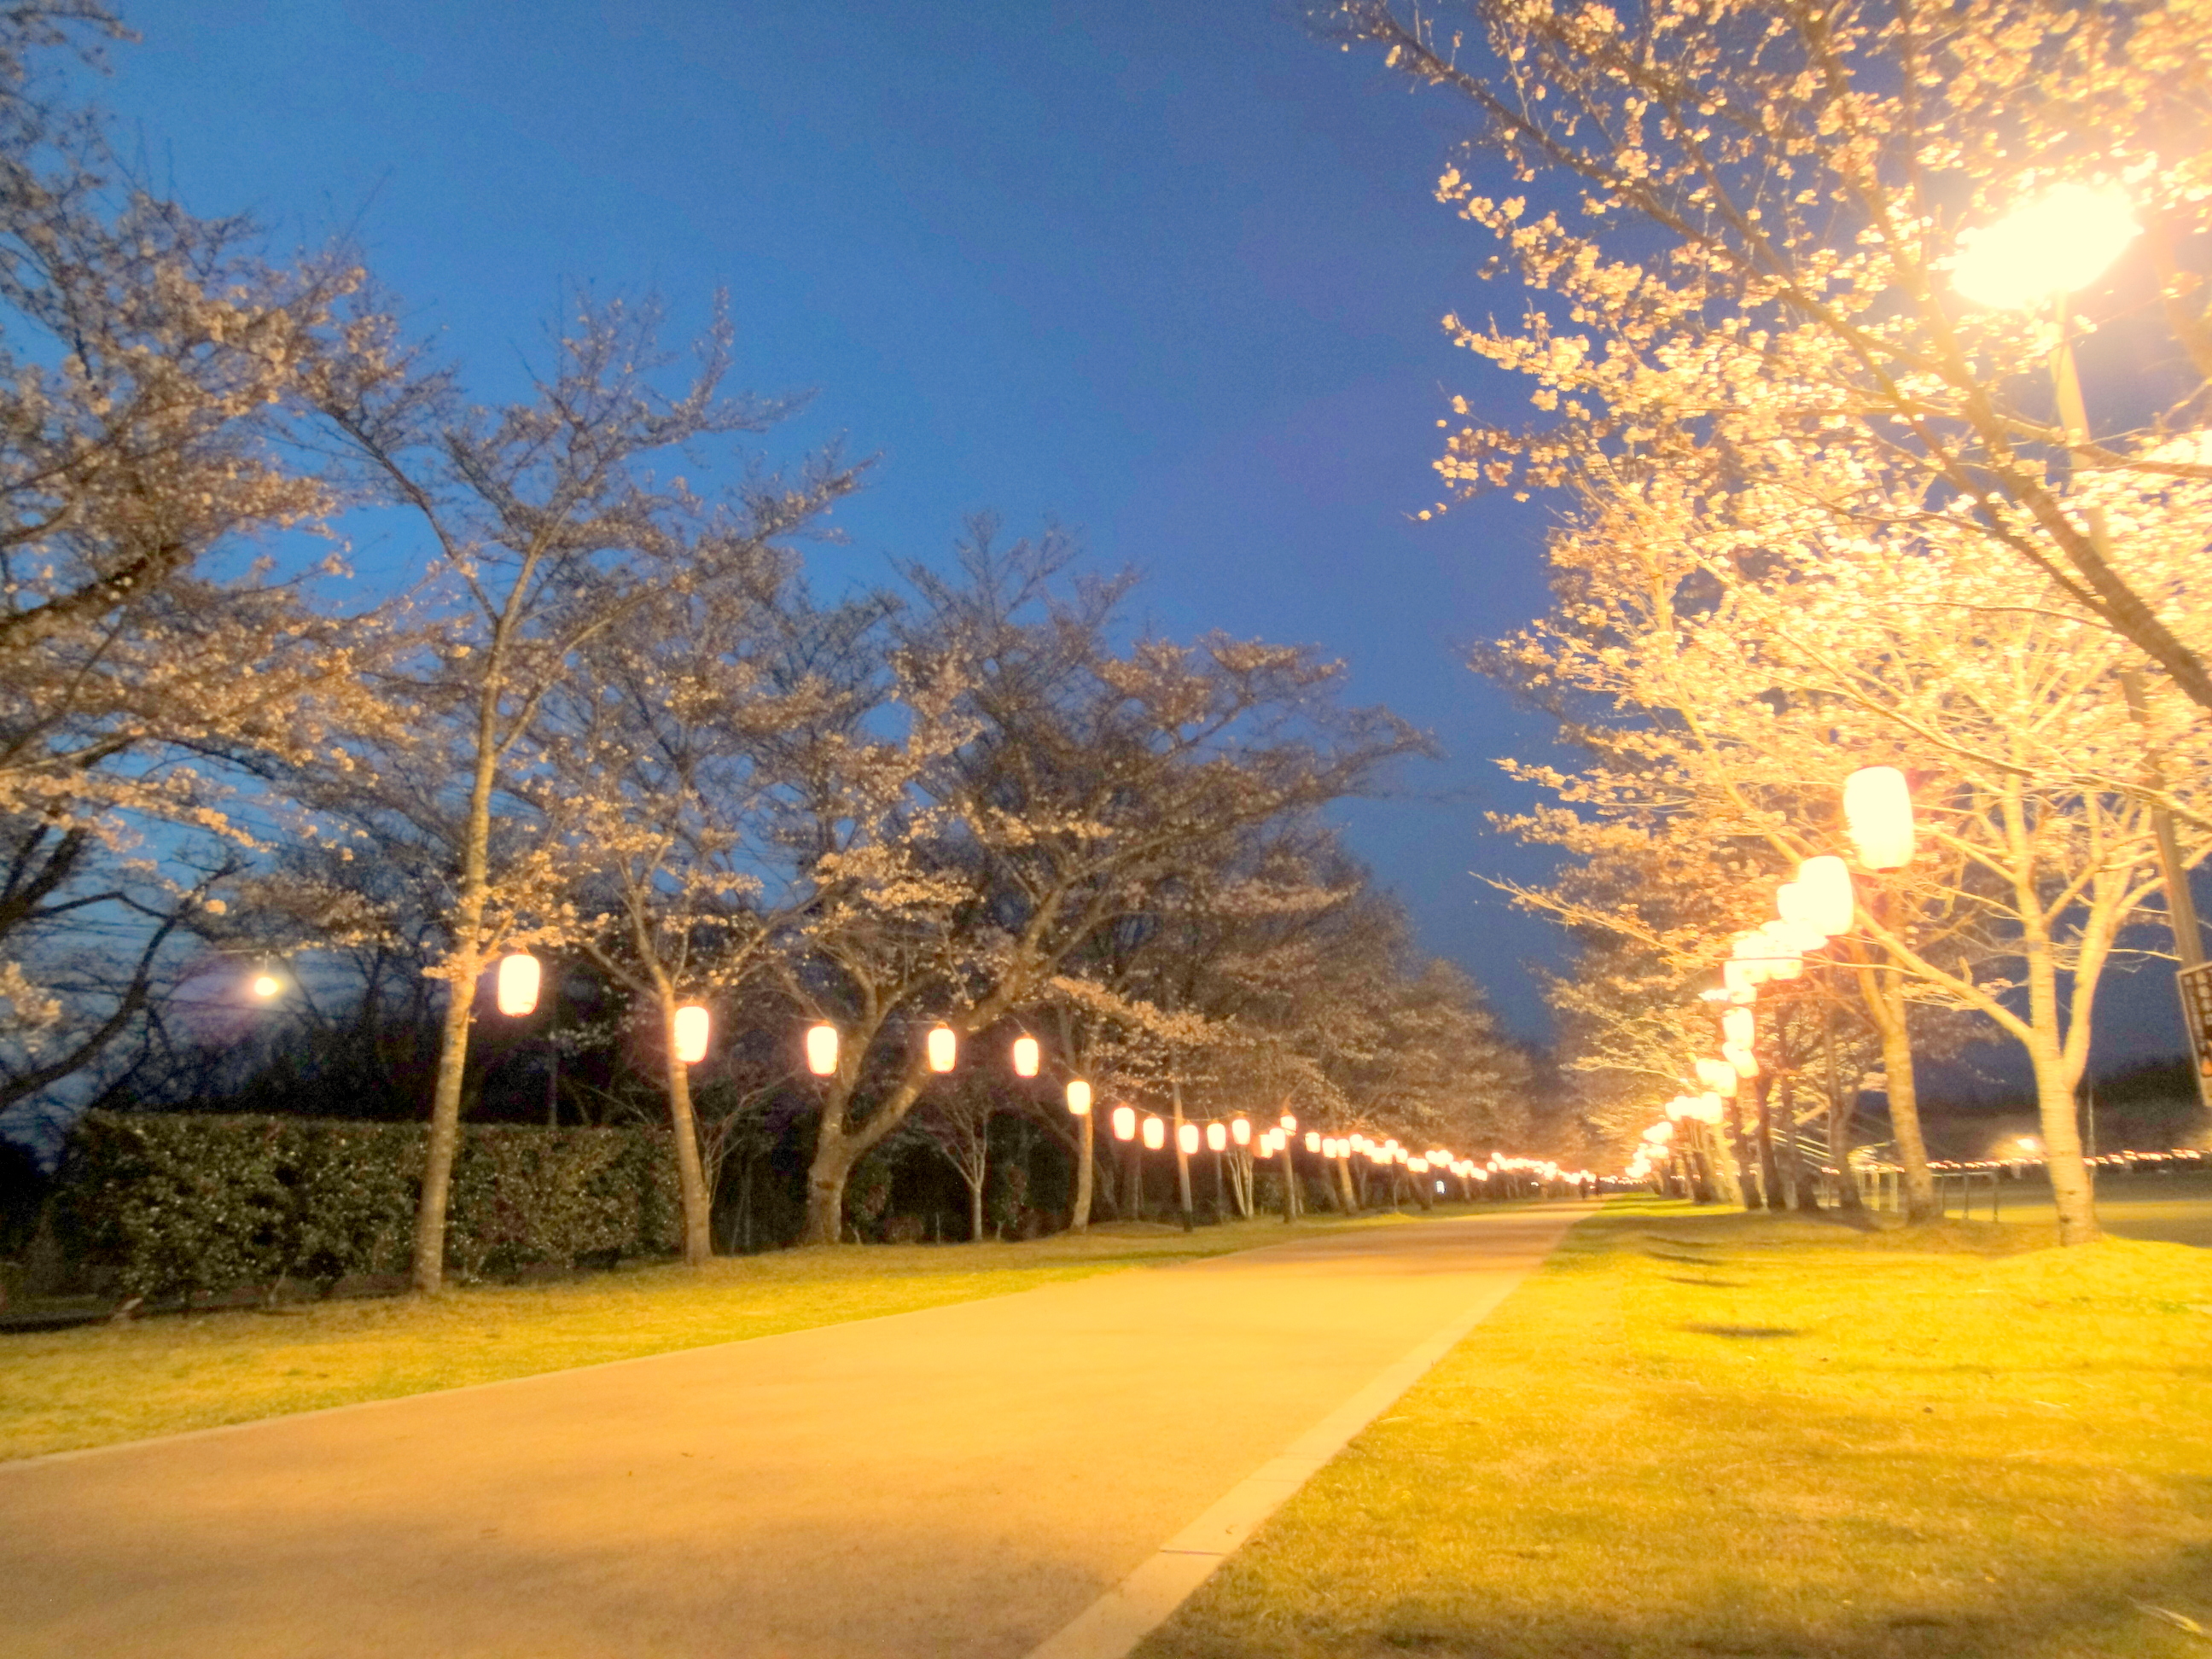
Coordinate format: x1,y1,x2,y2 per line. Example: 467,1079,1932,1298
926,1024,958,1073
1111,1105,1137,1142
1645,1121,1674,1143
251,972,282,1000
1843,766,1915,870
1142,1115,1166,1150
1279,1113,1297,1132
1205,1122,1226,1152
495,952,541,1016
1408,1157,1429,1173
1065,1079,1093,1115
1723,958,1759,998
1177,1122,1200,1155
1796,856,1854,935
1721,1007,1754,1048
1693,1092,1725,1123
672,1004,711,1065
1011,1035,1040,1078
1724,1043,1760,1080
1231,1116,1252,1146
1694,1057,1739,1097
1304,1131,1321,1153
805,1023,840,1077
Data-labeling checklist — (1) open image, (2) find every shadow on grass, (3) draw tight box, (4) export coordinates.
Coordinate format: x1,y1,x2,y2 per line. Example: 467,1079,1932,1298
1679,1321,1802,1339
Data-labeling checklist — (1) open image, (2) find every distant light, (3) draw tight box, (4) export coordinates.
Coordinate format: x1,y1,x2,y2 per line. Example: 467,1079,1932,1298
1066,1079,1093,1116
672,1004,711,1065
495,952,540,1017
1143,1115,1166,1151
806,1023,840,1076
1304,1131,1321,1153
1177,1122,1200,1155
1231,1116,1252,1147
251,972,282,1001
1111,1104,1137,1142
1011,1035,1040,1078
1279,1113,1298,1132
1206,1121,1226,1152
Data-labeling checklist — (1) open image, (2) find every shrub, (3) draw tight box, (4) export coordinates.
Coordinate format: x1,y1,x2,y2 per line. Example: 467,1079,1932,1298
57,1113,680,1301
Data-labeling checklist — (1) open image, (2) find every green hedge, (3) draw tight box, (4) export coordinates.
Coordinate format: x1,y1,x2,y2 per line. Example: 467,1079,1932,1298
58,1113,681,1300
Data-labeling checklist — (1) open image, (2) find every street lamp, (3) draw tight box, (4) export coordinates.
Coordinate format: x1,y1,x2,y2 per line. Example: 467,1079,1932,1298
1948,183,2138,314
250,970,282,1001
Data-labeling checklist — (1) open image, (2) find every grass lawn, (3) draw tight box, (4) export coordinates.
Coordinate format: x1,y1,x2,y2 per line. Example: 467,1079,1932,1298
1140,1198,2212,1659
1993,1169,2212,1249
0,1208,1434,1463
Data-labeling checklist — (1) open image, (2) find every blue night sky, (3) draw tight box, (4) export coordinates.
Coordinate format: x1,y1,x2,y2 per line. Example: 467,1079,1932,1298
84,1,2192,1079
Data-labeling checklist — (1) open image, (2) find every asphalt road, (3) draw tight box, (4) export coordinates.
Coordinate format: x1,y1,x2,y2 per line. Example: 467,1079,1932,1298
0,1204,1586,1659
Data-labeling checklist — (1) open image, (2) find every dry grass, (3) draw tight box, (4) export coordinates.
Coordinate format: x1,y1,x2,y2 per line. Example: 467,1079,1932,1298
1139,1196,2212,1659
0,1209,1429,1462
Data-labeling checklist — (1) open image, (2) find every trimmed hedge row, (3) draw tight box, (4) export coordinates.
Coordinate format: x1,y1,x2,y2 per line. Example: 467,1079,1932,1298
59,1112,681,1300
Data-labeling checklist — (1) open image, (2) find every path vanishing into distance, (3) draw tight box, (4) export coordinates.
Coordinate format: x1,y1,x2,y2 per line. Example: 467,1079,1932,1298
0,1203,1589,1659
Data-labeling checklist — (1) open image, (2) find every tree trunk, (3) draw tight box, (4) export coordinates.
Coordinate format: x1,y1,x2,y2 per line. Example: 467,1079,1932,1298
1825,1004,1862,1213
1775,1074,1806,1211
1170,1078,1195,1232
1336,1154,1359,1213
803,1094,853,1246
1754,1074,1782,1212
1070,1106,1093,1232
969,1174,986,1243
410,956,480,1293
1869,978,1938,1223
661,998,713,1266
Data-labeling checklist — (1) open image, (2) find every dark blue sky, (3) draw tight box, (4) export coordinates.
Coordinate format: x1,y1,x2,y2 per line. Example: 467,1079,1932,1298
99,0,1572,1036
87,1,2196,1081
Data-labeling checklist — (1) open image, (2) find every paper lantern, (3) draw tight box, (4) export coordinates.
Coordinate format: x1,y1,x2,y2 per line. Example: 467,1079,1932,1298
1177,1122,1200,1155
1065,1078,1092,1115
1111,1104,1137,1142
926,1024,958,1073
1843,766,1915,870
1694,1057,1739,1097
1142,1115,1166,1150
1231,1116,1251,1146
1408,1157,1429,1173
1011,1035,1040,1078
1279,1113,1297,1132
1205,1121,1226,1151
1645,1121,1674,1143
1693,1091,1725,1123
495,952,540,1016
1304,1131,1321,1153
1796,855,1854,935
805,1023,840,1077
1722,1007,1755,1048
672,1003,710,1065
1724,1043,1760,1080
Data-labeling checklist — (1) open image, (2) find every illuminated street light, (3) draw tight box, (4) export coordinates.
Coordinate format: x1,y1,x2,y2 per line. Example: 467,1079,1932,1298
1843,766,1915,870
496,952,541,1017
1011,1035,1040,1078
1949,183,2138,312
1065,1079,1093,1115
806,1023,840,1077
251,971,282,1000
672,1004,711,1065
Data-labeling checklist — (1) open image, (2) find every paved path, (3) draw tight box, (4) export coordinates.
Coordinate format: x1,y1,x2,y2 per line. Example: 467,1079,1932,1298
0,1204,1586,1658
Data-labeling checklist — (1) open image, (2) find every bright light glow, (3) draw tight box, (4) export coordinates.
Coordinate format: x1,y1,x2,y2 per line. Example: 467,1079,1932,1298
1206,1121,1226,1151
1722,1007,1755,1047
1693,1092,1725,1124
1066,1079,1092,1115
495,952,540,1017
251,972,282,1000
1279,1113,1297,1132
806,1023,840,1076
1231,1116,1251,1146
1011,1035,1040,1078
672,1003,711,1065
1304,1131,1321,1153
1695,1056,1740,1097
1142,1115,1166,1150
1645,1121,1675,1143
1844,766,1915,870
1796,856,1855,935
1111,1105,1137,1142
1723,958,1759,998
1950,183,2139,311
1177,1122,1200,1155
2017,1136,2039,1152
1408,1157,1429,1173
1724,1042,1760,1080
926,1024,958,1073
